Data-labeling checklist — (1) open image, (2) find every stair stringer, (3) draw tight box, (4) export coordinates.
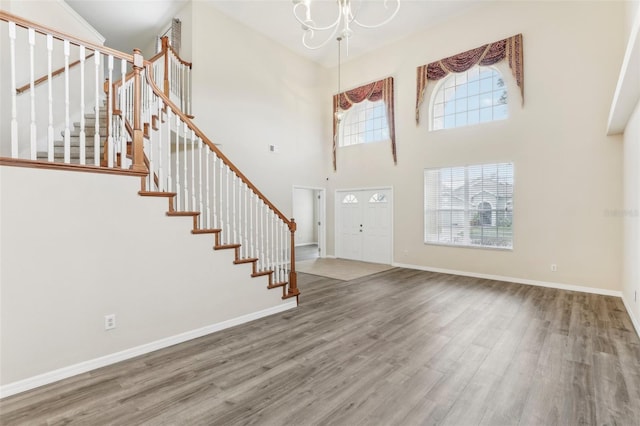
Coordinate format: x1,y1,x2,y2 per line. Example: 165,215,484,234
0,165,295,392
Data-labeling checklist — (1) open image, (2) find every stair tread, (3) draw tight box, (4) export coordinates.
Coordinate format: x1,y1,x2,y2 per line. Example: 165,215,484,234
282,291,299,300
252,270,273,277
267,281,287,289
215,244,241,250
191,228,221,234
234,258,258,265
166,211,200,217
138,191,177,197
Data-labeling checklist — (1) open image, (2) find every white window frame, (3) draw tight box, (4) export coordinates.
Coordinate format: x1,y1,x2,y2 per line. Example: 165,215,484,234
424,162,514,250
339,99,390,147
429,65,508,131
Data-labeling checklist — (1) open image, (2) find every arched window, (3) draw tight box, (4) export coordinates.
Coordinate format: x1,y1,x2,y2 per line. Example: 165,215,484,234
340,99,390,147
430,65,507,131
478,202,493,226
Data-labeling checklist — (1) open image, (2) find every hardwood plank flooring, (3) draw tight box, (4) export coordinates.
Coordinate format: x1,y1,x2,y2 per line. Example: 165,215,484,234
1,268,640,425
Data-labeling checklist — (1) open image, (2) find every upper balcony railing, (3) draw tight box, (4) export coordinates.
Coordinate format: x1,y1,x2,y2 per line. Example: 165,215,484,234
149,36,192,117
0,10,144,171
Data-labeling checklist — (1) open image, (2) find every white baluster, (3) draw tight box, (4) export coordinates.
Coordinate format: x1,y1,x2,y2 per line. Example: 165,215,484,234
175,112,181,209
268,212,273,280
243,184,251,257
46,34,54,162
283,222,289,279
212,153,217,229
259,199,267,269
181,63,186,112
284,221,288,280
166,105,172,192
252,194,257,266
168,53,172,98
183,121,189,211
275,215,280,283
225,166,231,245
279,218,284,282
119,59,126,169
147,103,154,192
187,66,192,116
157,101,163,191
191,130,196,214
28,28,36,159
9,22,18,157
107,55,114,168
198,137,204,228
273,212,277,277
79,45,86,165
205,149,211,228
94,52,101,166
237,182,242,258
232,173,237,244
218,158,225,240
64,41,71,164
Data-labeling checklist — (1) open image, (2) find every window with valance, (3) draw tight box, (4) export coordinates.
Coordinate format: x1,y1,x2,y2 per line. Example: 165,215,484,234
333,77,396,171
416,34,524,125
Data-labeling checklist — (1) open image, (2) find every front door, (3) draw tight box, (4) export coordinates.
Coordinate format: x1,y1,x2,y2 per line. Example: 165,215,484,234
336,189,392,264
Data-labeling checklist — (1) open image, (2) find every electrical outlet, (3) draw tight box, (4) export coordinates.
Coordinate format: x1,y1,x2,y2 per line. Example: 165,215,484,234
104,314,116,330
550,264,557,272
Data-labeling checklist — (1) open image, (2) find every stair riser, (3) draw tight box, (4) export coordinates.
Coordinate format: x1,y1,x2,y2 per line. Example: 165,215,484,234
62,128,108,138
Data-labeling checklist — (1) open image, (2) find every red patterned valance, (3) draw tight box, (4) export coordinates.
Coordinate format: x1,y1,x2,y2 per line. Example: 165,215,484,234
332,77,396,171
416,34,524,124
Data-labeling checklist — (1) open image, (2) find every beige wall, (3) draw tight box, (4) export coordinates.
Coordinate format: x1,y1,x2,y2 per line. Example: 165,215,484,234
0,166,292,388
623,101,640,330
621,1,640,329
188,1,329,219
325,1,625,292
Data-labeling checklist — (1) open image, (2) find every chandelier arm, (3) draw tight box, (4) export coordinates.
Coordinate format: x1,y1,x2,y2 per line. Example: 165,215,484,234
302,23,342,50
292,2,344,32
352,0,400,29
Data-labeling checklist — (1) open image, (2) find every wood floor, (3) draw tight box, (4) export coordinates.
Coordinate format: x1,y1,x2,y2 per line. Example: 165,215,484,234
2,268,640,425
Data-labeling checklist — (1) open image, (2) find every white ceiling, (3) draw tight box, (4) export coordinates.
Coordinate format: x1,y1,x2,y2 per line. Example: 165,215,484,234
66,0,482,68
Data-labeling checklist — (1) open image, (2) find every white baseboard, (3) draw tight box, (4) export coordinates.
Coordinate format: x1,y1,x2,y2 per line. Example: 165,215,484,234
622,295,640,338
295,242,318,247
0,301,297,399
392,262,623,297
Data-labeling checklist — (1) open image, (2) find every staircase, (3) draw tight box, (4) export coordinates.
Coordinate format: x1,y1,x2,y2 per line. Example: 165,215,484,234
1,10,299,302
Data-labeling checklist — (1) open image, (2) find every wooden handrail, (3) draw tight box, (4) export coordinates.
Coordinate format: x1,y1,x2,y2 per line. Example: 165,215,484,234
166,41,192,68
0,11,133,62
16,53,95,94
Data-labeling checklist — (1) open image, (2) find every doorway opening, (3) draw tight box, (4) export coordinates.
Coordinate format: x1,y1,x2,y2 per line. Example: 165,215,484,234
292,186,326,261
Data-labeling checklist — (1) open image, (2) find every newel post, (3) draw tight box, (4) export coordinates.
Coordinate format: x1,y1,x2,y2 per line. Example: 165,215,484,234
131,49,145,172
288,218,300,300
162,36,170,97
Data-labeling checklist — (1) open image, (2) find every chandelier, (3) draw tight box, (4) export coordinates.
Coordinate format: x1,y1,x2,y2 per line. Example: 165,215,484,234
292,0,401,51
